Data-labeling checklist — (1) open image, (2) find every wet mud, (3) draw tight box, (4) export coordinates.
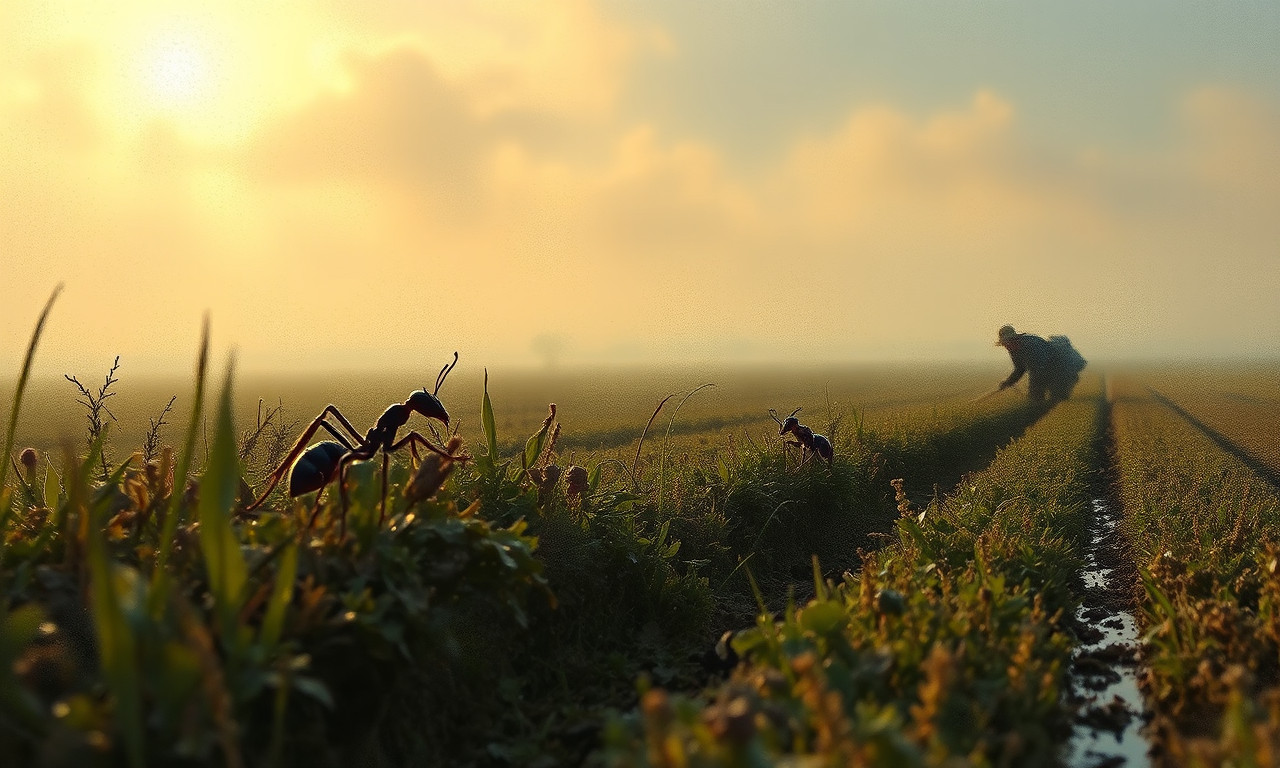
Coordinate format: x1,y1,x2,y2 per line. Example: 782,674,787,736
1065,498,1151,768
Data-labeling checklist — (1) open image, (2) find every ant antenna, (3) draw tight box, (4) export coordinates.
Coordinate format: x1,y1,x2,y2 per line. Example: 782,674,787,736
788,407,802,419
434,351,459,395
768,408,783,427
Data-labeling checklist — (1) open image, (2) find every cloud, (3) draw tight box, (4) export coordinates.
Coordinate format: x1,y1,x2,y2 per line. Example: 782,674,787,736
244,46,487,199
1180,86,1280,198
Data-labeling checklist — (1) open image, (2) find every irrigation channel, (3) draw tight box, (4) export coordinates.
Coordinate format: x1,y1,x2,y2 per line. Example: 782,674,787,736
1065,497,1150,768
1066,387,1151,767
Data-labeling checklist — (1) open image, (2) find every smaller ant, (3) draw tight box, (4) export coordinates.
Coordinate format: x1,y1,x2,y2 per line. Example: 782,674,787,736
769,407,834,467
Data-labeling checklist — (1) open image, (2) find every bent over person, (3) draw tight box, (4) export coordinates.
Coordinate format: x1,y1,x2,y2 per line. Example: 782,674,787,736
995,325,1087,402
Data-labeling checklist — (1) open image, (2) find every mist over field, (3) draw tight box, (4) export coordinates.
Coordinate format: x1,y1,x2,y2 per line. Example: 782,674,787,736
3,361,1009,454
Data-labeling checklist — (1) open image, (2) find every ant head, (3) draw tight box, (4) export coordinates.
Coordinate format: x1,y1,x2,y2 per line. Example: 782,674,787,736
407,351,459,424
407,389,449,425
770,407,803,435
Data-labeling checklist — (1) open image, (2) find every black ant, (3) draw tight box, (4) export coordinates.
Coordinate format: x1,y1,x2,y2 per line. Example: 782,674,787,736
245,352,469,535
769,407,834,467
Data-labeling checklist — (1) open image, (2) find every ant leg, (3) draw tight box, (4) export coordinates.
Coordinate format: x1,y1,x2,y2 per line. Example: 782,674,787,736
318,405,366,446
246,413,361,512
391,431,469,462
379,452,390,526
318,421,357,450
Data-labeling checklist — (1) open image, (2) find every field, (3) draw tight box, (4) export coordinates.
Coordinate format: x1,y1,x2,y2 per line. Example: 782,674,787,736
3,313,1280,767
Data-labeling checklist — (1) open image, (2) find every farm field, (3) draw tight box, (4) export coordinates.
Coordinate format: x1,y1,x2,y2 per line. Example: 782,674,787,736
5,2,1276,766
4,316,1280,767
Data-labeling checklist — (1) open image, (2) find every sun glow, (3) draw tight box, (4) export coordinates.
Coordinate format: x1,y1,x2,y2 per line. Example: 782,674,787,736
119,22,256,143
144,37,210,106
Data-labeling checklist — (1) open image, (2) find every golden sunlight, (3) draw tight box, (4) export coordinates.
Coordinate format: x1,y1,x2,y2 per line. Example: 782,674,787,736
140,34,210,107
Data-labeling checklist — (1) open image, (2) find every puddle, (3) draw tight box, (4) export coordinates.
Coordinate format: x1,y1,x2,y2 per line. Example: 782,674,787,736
1065,499,1151,768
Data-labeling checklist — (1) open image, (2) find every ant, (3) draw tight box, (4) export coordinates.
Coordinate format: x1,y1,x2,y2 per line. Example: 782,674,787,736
245,352,469,536
768,407,834,467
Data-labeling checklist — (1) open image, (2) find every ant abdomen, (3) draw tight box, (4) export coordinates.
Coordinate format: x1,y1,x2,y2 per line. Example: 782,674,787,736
289,441,347,497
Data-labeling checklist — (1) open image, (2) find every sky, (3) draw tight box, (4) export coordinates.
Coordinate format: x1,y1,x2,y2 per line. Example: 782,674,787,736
1,1,1278,376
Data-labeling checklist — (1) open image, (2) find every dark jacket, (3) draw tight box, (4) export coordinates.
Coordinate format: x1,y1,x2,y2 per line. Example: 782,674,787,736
1000,333,1054,389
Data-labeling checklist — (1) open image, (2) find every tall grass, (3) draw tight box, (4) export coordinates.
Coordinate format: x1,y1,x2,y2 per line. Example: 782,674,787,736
1,286,62,520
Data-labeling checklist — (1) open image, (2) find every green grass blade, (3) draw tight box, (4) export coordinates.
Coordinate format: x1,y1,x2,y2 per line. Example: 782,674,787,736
198,359,248,649
42,464,59,509
658,383,715,504
151,317,209,609
1,285,61,493
482,369,498,462
81,449,146,768
259,542,297,651
0,487,11,547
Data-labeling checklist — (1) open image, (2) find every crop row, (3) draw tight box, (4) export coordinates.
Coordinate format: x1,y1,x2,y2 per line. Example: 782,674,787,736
602,388,1104,765
1109,378,1280,765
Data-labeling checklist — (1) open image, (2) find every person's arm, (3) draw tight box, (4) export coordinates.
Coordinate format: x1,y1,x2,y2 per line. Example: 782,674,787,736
999,358,1026,389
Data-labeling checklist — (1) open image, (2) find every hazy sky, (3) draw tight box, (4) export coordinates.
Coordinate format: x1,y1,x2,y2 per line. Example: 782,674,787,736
2,1,1278,376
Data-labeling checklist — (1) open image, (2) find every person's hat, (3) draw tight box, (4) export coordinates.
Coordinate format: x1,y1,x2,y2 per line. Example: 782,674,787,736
996,325,1018,345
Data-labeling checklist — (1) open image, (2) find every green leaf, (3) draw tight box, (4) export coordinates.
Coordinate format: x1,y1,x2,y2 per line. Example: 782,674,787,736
896,517,935,562
522,421,551,471
259,543,297,652
482,370,498,463
85,469,146,768
0,286,60,493
1140,566,1180,647
0,286,60,557
799,600,846,636
106,455,135,488
42,464,59,509
293,676,335,710
0,487,11,538
198,361,248,651
152,317,209,612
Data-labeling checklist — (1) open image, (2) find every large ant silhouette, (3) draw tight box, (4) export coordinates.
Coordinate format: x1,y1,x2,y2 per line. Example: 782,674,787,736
768,407,833,467
245,353,468,535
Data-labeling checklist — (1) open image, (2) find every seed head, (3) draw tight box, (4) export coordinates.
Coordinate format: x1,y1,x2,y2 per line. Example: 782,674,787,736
542,463,561,487
19,448,38,471
405,452,455,503
566,465,589,499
